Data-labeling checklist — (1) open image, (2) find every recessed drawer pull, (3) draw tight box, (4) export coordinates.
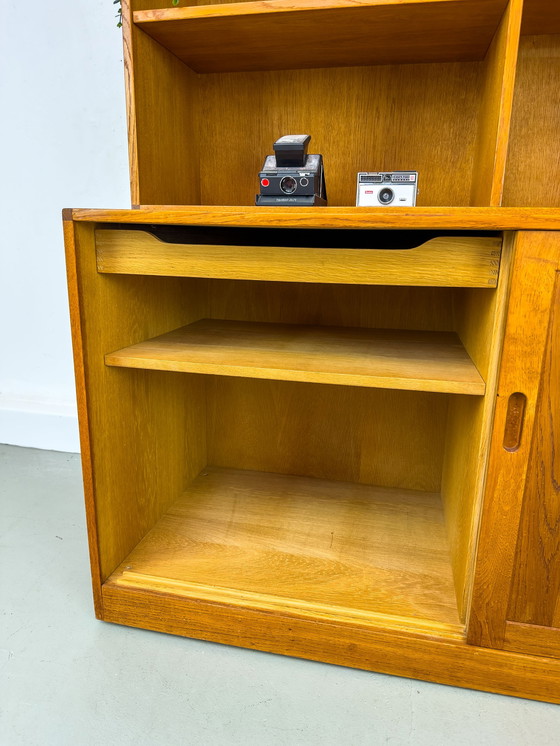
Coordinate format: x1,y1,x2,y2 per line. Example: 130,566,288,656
503,392,527,452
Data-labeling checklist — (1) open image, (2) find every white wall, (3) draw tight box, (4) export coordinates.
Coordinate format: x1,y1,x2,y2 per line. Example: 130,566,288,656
0,0,130,452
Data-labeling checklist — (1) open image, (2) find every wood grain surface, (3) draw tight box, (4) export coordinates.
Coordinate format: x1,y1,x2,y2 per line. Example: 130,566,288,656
504,621,560,659
502,35,560,208
521,0,560,35
107,467,460,629
133,0,508,73
206,378,447,491
96,229,501,287
470,0,523,206
70,206,560,230
122,0,200,206
198,61,480,207
440,234,514,620
468,231,560,649
507,275,560,628
101,581,560,703
202,279,454,492
63,219,104,616
207,281,457,332
105,319,486,394
64,221,208,583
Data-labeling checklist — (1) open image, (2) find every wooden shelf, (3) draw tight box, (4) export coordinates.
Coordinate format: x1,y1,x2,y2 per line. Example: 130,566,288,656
106,467,462,633
133,0,508,73
69,206,560,231
105,318,486,395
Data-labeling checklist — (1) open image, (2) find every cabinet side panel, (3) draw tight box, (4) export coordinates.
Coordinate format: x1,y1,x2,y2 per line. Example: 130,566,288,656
73,224,208,580
470,0,523,206
502,35,560,207
123,0,201,205
199,62,481,207
64,219,104,616
508,275,560,627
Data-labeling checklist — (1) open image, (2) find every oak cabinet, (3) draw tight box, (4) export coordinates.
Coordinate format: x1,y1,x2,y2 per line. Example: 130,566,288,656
64,0,560,705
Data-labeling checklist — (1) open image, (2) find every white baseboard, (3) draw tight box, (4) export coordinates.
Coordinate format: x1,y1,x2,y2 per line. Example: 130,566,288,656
0,396,80,453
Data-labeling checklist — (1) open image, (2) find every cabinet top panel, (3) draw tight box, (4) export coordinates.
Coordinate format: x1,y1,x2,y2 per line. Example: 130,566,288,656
133,0,509,73
66,206,560,231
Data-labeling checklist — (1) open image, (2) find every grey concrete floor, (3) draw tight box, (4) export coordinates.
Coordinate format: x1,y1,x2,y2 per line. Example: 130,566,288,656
1,445,559,746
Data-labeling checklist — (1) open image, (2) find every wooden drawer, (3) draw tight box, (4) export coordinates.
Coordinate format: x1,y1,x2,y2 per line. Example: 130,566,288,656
95,228,502,287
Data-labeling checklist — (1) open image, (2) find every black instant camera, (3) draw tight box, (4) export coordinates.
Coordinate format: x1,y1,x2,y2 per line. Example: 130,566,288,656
256,135,327,206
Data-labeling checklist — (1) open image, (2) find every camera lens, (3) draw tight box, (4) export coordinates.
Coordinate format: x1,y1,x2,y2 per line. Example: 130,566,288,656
379,187,394,204
280,176,297,195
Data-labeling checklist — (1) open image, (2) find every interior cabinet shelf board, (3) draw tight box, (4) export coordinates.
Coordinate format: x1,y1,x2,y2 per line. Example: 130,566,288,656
106,467,462,632
133,0,510,73
106,319,486,395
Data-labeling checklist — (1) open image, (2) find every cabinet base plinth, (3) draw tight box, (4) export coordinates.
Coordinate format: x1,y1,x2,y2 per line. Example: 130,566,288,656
101,584,560,704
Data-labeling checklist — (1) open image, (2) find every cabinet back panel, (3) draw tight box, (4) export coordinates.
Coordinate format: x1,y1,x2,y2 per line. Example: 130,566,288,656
208,281,455,331
199,62,481,207
207,377,447,492
502,35,560,207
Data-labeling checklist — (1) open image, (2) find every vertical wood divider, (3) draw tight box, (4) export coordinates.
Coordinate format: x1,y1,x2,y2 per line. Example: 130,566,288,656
470,0,523,206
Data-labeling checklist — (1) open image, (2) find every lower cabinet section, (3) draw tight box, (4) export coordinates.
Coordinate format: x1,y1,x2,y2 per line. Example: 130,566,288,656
65,216,560,703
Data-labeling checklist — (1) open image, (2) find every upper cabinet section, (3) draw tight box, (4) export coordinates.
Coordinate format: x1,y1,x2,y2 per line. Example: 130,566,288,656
122,0,559,209
123,0,524,208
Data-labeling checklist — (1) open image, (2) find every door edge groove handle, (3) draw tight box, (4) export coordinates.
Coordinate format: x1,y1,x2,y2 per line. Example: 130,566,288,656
503,392,527,452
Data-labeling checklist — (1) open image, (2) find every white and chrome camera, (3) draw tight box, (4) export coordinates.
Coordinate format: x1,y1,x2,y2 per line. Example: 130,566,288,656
356,171,418,206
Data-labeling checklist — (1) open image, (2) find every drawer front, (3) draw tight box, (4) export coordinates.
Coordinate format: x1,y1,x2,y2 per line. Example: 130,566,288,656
95,229,501,287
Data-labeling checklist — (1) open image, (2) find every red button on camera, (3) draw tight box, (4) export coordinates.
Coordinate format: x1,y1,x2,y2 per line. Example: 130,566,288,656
261,178,270,187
